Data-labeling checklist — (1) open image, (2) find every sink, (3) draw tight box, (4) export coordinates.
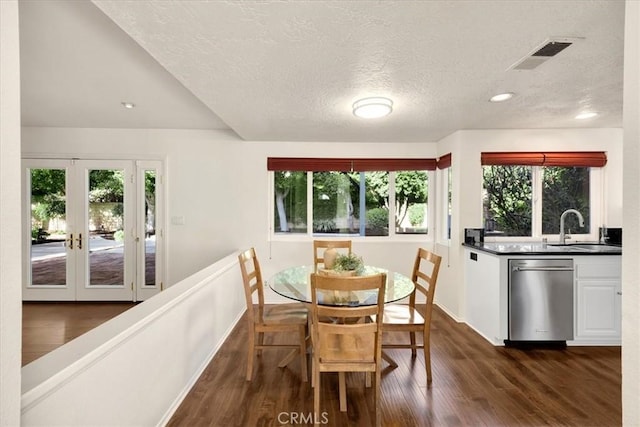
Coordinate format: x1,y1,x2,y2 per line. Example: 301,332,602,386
548,243,621,253
544,245,590,252
571,244,622,252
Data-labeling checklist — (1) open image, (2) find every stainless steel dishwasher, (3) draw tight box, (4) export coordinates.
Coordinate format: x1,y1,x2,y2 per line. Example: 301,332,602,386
508,259,574,342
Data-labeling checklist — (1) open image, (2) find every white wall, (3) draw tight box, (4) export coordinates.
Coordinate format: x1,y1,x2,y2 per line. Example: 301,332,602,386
622,1,640,425
435,132,465,319
21,127,242,285
0,2,23,425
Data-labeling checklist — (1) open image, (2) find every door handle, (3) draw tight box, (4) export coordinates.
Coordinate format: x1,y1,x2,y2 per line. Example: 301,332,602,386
76,233,83,250
66,233,73,250
513,267,574,272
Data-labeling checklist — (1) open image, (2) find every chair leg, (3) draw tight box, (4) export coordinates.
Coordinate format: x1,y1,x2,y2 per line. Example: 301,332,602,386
257,332,264,356
424,328,432,383
339,372,347,412
374,368,381,427
299,326,308,382
246,330,255,381
313,369,321,421
410,331,417,358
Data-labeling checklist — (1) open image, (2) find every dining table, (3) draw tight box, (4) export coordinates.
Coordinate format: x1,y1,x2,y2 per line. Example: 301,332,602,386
266,264,415,369
267,265,415,306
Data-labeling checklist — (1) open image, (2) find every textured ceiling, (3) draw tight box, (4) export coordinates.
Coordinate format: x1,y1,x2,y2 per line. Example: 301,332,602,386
20,0,625,142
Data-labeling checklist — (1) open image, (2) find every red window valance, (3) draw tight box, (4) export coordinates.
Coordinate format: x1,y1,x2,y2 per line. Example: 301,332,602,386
267,157,437,172
481,151,607,167
437,153,452,169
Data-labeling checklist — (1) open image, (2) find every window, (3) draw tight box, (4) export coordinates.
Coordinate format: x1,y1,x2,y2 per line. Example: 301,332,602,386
482,153,606,237
269,158,435,238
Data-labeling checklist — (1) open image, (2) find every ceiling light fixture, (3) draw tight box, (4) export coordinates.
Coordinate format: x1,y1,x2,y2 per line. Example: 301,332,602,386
121,102,135,109
575,112,598,120
352,97,393,119
489,92,514,102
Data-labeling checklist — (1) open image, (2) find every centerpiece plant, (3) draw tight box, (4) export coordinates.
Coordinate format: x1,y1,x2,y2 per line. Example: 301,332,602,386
332,253,364,275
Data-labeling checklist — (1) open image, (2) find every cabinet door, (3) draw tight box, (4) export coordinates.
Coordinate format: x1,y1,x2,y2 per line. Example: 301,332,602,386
464,250,504,344
575,279,621,339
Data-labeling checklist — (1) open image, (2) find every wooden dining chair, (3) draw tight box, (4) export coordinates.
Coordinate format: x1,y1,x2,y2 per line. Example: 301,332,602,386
238,248,308,382
377,248,442,384
313,240,352,271
309,272,386,426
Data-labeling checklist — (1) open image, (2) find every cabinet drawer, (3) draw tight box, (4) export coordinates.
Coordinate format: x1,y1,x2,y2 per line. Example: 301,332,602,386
576,263,621,279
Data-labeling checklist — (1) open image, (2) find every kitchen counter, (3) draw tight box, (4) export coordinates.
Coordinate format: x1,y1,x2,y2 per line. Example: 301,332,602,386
463,243,622,346
462,241,622,255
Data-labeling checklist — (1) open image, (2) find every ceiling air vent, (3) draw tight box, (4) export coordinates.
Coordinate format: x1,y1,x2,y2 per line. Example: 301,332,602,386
510,37,580,71
531,41,572,57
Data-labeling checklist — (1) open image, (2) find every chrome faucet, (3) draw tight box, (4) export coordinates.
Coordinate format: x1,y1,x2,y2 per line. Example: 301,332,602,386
559,209,585,244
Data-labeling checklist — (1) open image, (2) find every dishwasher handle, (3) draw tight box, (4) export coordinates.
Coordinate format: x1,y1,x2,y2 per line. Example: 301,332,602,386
513,266,574,272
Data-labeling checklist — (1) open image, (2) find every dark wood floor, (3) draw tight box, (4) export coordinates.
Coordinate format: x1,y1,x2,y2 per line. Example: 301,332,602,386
168,305,621,427
22,302,136,366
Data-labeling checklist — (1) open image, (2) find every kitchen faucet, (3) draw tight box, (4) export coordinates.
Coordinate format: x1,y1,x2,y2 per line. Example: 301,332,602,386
559,209,585,244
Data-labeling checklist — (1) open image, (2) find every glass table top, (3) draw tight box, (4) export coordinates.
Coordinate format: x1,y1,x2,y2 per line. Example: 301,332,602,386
266,265,415,306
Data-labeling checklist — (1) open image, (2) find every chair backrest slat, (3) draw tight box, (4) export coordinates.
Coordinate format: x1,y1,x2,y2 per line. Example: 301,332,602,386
409,247,442,311
238,248,265,319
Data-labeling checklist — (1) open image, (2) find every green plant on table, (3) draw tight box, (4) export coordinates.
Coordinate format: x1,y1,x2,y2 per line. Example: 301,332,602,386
332,253,364,273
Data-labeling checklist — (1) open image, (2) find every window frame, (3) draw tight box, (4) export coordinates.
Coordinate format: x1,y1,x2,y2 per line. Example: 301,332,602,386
436,165,452,245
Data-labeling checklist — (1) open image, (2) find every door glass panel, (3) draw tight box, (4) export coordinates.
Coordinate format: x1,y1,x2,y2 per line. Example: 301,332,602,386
30,168,67,286
88,169,125,286
144,170,156,286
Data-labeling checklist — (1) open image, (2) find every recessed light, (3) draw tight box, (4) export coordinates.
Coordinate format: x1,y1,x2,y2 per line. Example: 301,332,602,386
489,92,514,102
575,112,598,120
352,97,393,119
121,102,135,109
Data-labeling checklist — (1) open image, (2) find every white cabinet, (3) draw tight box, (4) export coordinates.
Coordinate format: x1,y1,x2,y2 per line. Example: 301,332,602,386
463,248,621,346
573,256,622,344
464,248,507,345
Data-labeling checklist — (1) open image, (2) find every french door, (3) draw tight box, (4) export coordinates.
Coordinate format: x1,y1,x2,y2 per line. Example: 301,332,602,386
22,159,164,301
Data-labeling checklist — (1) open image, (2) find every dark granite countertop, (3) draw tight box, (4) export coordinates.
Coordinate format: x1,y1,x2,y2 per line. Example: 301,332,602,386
463,241,622,255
